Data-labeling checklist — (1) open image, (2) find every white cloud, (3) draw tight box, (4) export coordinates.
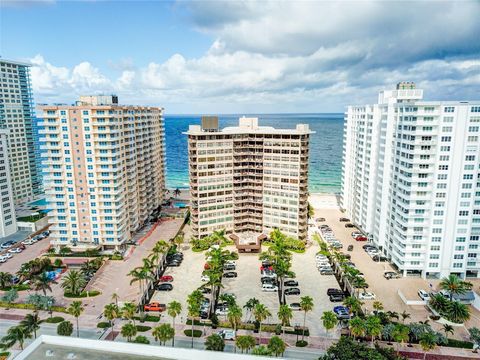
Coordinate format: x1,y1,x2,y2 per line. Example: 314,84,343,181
28,1,480,113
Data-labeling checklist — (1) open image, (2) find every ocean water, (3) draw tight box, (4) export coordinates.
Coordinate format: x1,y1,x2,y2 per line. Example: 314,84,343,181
165,113,344,194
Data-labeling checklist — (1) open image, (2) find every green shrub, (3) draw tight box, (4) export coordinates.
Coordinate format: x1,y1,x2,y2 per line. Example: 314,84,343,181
295,340,308,347
133,335,150,344
184,329,202,337
0,301,67,313
97,322,110,329
64,290,100,298
43,316,65,324
57,320,73,336
134,315,160,322
446,339,474,349
0,284,30,292
0,351,11,358
135,325,151,332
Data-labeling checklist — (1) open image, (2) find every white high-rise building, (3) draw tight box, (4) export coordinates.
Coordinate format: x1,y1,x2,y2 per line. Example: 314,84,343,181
186,116,312,242
38,96,166,250
342,82,480,279
0,129,17,237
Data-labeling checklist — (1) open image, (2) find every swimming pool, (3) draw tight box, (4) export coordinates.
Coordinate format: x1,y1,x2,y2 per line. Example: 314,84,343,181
29,198,48,206
173,201,188,208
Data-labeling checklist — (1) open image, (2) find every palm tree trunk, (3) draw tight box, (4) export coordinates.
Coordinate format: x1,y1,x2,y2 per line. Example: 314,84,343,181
172,317,176,347
302,311,306,341
76,317,79,337
191,318,194,348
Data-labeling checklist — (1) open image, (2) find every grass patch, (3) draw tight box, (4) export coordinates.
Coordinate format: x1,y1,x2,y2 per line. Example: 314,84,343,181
43,316,65,324
295,340,308,347
134,315,160,323
97,322,110,329
17,213,46,222
184,329,202,337
135,325,151,332
446,339,474,349
0,284,30,291
64,290,100,298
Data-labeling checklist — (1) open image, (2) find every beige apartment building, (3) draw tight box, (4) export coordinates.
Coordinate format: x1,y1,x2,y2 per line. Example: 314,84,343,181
38,96,165,250
186,116,312,242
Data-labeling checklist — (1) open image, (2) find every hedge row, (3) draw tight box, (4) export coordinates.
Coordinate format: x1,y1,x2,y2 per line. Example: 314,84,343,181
64,290,101,298
446,339,474,349
134,315,160,322
135,325,151,332
0,284,30,292
43,316,65,324
97,322,110,329
184,329,202,337
0,301,67,313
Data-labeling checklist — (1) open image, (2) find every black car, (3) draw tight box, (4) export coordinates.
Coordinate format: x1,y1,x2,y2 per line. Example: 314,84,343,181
167,261,181,267
347,245,354,251
261,277,276,284
329,294,344,302
200,311,209,319
223,272,238,278
339,217,350,222
284,288,301,296
362,244,377,250
156,283,173,291
284,280,299,287
345,223,355,228
223,264,236,271
373,255,388,262
200,287,211,294
327,288,344,296
166,255,183,261
262,260,273,267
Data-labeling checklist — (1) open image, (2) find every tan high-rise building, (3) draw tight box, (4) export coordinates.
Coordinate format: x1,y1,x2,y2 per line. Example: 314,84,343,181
186,116,312,241
38,96,165,250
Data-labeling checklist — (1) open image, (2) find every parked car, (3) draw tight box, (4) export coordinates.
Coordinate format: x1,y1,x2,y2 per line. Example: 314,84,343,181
223,272,238,278
383,271,401,279
262,283,278,292
261,271,277,279
351,232,362,238
166,261,181,267
316,217,326,222
355,236,368,241
320,269,334,275
345,223,355,228
327,288,344,295
215,307,229,316
225,260,236,266
329,294,344,302
155,283,173,291
359,292,376,300
339,217,350,222
289,303,302,311
0,256,7,263
261,277,277,284
2,253,12,259
372,255,388,262
1,241,15,249
418,289,430,301
334,306,350,319
347,245,354,251
200,287,211,294
22,239,34,246
8,247,22,254
217,329,235,340
144,302,166,312
284,280,299,287
159,275,173,282
362,244,377,250
201,275,210,282
285,288,301,296
223,263,236,271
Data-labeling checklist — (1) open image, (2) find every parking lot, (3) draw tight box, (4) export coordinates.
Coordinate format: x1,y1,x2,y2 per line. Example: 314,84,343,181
0,235,50,273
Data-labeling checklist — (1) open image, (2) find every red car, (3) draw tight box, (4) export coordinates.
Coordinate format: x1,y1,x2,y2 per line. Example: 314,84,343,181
204,263,211,270
159,275,173,282
355,236,367,241
144,302,166,312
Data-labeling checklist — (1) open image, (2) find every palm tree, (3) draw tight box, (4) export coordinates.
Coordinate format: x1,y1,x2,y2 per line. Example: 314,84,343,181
447,300,470,323
400,310,411,323
277,304,293,339
187,290,203,348
392,324,410,353
0,325,31,350
442,324,454,338
321,311,338,336
153,324,175,346
349,317,365,340
372,301,384,314
299,296,314,341
20,313,40,339
151,240,169,270
205,333,225,352
227,305,243,336
111,292,120,308
235,335,256,354
129,267,153,305
61,270,86,296
121,322,137,342
174,188,181,197
0,272,13,289
365,315,383,345
33,272,56,295
243,298,259,322
253,303,271,345
103,303,119,337
343,296,363,315
167,300,182,347
268,335,286,357
67,301,84,337
419,331,437,360
439,274,472,301
386,310,400,321
122,302,137,326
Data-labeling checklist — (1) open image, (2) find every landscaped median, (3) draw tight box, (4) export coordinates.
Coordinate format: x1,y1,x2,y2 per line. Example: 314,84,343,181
0,301,68,313
64,290,101,298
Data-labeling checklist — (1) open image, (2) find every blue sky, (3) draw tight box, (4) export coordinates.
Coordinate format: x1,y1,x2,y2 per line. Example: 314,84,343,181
1,0,479,113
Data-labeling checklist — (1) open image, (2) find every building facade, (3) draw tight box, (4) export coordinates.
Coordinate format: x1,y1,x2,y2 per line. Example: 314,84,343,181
187,116,311,241
0,129,17,237
0,59,42,203
341,82,480,279
38,96,165,250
